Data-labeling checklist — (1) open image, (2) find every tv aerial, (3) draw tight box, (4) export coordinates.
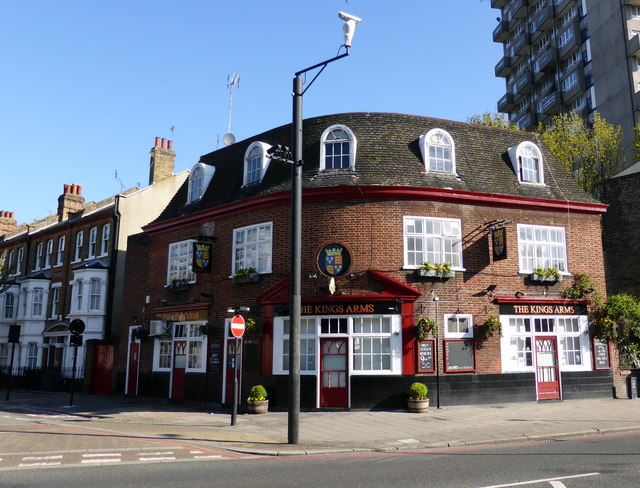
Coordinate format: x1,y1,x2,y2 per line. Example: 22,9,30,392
224,73,239,146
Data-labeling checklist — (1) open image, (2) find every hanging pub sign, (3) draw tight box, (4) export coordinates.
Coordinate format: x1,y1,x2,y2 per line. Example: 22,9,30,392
193,242,213,273
317,243,351,277
492,226,507,261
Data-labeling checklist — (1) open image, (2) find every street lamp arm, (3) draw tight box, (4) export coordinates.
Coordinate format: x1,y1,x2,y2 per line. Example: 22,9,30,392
295,48,350,95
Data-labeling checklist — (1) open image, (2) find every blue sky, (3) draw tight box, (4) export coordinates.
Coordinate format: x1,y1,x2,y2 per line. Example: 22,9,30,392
2,0,504,224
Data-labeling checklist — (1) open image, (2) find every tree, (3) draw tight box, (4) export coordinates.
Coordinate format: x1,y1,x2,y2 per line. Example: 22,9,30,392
538,111,624,196
466,112,521,130
0,253,13,294
595,294,640,368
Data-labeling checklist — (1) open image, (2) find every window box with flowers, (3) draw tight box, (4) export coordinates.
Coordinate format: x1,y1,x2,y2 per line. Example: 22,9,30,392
418,261,455,279
231,267,260,284
168,279,192,292
529,267,562,283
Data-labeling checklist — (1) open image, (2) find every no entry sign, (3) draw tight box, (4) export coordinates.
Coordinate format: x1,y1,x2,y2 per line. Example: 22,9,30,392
230,314,246,338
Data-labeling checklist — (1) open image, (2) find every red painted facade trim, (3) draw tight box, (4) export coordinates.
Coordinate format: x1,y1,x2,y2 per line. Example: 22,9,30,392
145,186,608,235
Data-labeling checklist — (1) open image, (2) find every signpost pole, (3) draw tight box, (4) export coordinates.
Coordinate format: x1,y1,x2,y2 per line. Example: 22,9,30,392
6,324,21,401
70,341,78,407
231,336,239,426
6,342,16,401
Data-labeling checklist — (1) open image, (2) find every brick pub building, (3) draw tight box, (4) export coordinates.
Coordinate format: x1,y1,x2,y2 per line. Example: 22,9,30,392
118,113,616,409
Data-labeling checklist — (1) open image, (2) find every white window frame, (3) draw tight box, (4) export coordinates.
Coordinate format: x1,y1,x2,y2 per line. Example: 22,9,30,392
15,248,23,276
444,314,474,339
187,163,215,204
275,317,318,374
517,223,568,274
89,278,102,311
167,240,196,285
419,128,456,174
4,292,15,319
88,227,98,259
74,231,83,262
243,141,271,186
56,236,65,267
403,216,463,269
50,285,61,319
320,124,357,171
32,288,44,317
153,338,173,371
100,224,110,257
26,342,39,370
232,222,273,275
34,242,43,271
508,142,545,184
75,280,84,312
44,239,54,269
7,250,15,274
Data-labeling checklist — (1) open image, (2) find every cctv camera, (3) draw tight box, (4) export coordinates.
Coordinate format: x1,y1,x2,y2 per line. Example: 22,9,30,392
338,11,362,23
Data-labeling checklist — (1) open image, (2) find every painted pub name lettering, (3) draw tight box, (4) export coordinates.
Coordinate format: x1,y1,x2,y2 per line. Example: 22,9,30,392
302,304,376,315
513,305,575,314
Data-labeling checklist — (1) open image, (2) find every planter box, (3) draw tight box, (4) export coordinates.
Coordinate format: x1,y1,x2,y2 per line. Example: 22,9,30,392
168,282,191,292
232,273,260,284
418,269,455,279
529,273,562,283
246,400,269,414
407,398,430,413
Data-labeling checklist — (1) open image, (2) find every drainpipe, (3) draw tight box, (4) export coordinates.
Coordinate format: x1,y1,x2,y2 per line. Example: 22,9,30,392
104,195,121,345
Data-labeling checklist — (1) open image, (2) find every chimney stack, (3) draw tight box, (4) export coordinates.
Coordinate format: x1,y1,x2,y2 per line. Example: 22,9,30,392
57,183,85,222
0,211,17,237
149,136,176,185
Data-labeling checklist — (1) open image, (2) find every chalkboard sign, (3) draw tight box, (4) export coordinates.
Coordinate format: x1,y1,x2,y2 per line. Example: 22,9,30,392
593,338,610,370
208,341,222,374
243,339,261,375
444,339,475,373
417,340,435,373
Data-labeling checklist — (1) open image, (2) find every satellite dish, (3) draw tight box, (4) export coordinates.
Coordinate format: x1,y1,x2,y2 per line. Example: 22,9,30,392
223,133,236,146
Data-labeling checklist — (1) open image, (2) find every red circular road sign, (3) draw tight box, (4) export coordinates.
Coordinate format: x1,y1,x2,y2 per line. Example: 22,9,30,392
230,314,246,338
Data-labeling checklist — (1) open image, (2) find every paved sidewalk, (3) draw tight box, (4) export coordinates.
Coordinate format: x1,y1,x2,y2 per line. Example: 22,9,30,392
2,391,640,456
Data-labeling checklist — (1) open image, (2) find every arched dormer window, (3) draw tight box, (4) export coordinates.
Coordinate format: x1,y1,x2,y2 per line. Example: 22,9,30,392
187,163,215,203
320,125,357,170
243,142,271,186
419,129,455,174
508,142,544,184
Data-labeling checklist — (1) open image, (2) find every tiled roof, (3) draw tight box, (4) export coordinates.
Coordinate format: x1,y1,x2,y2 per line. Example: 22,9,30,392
156,112,596,223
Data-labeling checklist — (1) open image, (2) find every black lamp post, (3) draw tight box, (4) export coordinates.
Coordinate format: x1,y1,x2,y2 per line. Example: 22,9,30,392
270,11,361,445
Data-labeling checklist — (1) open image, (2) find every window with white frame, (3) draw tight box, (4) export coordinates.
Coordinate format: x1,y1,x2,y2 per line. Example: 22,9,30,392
34,242,43,271
167,240,196,284
88,227,97,258
232,222,272,274
280,317,317,372
20,289,27,318
508,142,544,184
26,342,38,370
4,293,15,319
352,316,393,371
320,125,357,170
76,280,83,311
45,239,53,269
630,6,640,20
445,314,474,339
89,278,101,311
74,231,83,261
15,247,23,275
56,237,65,267
557,26,573,48
7,249,15,274
404,216,463,269
32,288,44,317
243,142,270,185
187,163,216,204
50,286,60,318
517,224,567,273
420,129,455,174
173,323,206,371
156,340,172,370
0,343,8,369
100,224,110,256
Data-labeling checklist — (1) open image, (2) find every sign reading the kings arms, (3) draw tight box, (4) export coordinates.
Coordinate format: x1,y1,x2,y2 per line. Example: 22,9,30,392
500,303,587,315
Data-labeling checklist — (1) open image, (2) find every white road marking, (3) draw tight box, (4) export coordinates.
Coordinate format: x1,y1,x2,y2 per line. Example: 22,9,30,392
21,455,63,461
82,453,122,457
193,455,223,459
18,462,62,467
477,472,600,488
548,482,566,488
138,457,176,462
81,458,122,464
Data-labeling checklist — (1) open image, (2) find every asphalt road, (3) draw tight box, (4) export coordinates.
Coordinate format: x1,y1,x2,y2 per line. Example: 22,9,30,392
2,432,640,487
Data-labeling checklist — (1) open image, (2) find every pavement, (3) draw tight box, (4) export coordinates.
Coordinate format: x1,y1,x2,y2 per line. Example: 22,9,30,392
2,390,640,457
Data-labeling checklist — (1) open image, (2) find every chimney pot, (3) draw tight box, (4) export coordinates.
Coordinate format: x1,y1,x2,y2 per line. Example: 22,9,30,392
155,136,161,147
161,138,167,149
167,140,173,150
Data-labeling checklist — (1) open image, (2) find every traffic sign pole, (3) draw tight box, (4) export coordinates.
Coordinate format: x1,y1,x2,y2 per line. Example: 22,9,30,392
230,315,245,426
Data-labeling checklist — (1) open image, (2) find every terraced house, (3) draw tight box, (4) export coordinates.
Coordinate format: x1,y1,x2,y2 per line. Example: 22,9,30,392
118,113,618,409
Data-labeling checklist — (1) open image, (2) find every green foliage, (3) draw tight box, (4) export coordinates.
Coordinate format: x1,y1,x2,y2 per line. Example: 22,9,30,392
532,267,561,280
466,112,521,130
562,273,599,301
479,315,502,340
0,253,15,294
248,385,268,401
420,261,453,277
416,317,437,340
408,382,428,400
234,267,257,278
538,111,624,196
633,124,640,164
595,294,640,368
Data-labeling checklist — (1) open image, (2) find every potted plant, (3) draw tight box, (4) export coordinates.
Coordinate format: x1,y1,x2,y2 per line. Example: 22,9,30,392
418,261,454,278
530,266,562,282
407,382,429,413
232,267,260,284
479,315,502,341
168,278,191,292
416,317,437,340
246,385,269,414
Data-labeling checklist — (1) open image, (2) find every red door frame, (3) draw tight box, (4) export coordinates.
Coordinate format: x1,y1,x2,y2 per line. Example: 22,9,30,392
171,340,187,400
320,338,348,408
535,336,561,400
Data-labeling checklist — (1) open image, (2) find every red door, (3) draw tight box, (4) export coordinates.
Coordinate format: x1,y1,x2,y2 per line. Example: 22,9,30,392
92,345,114,395
535,337,561,400
126,342,139,396
320,339,348,408
171,340,187,400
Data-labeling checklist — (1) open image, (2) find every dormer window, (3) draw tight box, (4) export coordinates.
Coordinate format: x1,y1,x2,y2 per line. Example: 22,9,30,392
243,142,271,185
508,142,544,184
420,129,455,174
320,125,357,170
187,163,215,203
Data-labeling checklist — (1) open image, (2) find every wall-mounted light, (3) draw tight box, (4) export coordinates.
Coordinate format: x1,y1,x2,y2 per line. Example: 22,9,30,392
227,306,251,314
515,291,525,298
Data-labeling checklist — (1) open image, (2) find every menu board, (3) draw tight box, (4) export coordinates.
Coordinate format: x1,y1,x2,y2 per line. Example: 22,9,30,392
243,339,261,375
593,338,610,370
417,340,435,373
208,341,222,374
444,340,475,373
